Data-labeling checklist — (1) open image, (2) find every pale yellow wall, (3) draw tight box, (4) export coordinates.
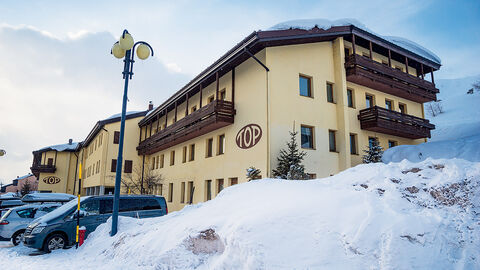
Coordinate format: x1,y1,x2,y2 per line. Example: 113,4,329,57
37,151,77,194
144,50,268,212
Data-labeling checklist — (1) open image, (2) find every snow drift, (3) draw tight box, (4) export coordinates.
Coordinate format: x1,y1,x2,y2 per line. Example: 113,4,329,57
1,158,479,269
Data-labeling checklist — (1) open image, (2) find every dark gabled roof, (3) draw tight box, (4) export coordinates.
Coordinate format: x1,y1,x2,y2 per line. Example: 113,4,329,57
83,110,148,147
140,25,441,125
33,142,81,154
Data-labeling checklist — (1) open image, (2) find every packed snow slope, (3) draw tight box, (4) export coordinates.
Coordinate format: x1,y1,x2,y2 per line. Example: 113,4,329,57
2,159,479,269
384,75,480,163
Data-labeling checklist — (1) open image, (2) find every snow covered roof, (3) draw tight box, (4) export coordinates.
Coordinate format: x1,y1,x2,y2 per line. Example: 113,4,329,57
105,111,145,121
35,142,80,153
13,173,34,180
268,18,441,65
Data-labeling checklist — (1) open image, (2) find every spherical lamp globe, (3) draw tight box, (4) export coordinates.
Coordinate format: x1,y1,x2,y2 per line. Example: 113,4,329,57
136,44,150,60
119,33,134,50
112,43,126,59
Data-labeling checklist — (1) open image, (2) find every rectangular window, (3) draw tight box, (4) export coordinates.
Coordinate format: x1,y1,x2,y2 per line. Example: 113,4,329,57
124,160,133,173
385,99,394,110
180,182,185,203
218,134,225,155
152,157,156,170
347,89,354,108
170,151,175,166
208,95,214,103
168,183,173,203
158,184,163,195
205,180,212,201
350,133,358,155
216,179,224,194
113,131,120,144
368,137,378,149
301,125,314,149
182,146,187,163
326,82,334,103
187,181,194,204
219,89,226,100
155,156,159,169
329,130,337,152
388,140,397,148
189,144,195,161
92,163,95,175
366,94,375,108
47,158,53,166
160,154,164,168
229,177,238,186
299,75,312,97
399,103,407,114
206,138,213,157
111,159,117,173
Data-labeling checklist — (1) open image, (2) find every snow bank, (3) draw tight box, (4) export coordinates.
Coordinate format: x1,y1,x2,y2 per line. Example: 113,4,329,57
268,18,441,64
383,134,480,163
1,159,479,269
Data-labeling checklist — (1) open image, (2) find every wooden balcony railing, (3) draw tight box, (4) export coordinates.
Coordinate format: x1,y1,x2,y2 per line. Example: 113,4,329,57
345,54,439,103
358,106,435,139
137,100,235,155
30,164,56,174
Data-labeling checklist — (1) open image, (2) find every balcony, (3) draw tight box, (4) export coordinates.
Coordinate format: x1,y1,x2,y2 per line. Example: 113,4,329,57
345,54,439,103
30,164,56,174
358,106,435,139
137,100,235,155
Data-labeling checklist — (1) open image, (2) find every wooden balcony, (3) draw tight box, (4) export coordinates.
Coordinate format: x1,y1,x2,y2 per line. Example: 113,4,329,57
30,164,56,174
358,106,435,139
345,54,439,103
137,100,235,155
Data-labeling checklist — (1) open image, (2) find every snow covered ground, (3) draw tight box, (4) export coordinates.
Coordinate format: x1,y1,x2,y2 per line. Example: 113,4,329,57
1,158,479,269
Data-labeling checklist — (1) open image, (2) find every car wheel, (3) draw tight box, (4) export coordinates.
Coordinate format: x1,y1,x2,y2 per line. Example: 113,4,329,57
11,230,25,246
43,234,66,252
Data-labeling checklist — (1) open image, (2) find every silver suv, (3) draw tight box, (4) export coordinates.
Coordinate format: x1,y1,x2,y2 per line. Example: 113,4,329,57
0,204,60,245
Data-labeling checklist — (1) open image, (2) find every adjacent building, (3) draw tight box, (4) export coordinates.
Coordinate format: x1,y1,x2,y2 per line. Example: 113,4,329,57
31,21,440,212
3,174,38,195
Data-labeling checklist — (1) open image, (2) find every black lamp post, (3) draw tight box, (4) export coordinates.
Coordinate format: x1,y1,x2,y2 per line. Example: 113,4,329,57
110,29,153,236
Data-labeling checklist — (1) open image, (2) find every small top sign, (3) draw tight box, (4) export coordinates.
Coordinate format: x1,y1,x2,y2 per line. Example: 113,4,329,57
236,124,262,149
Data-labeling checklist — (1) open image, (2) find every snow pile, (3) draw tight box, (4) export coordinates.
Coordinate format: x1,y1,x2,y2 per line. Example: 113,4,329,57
268,18,441,64
37,142,79,152
1,159,479,269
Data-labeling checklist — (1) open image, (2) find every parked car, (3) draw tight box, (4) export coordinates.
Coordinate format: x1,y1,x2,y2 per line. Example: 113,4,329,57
0,199,25,218
21,193,76,203
23,195,168,252
0,203,61,245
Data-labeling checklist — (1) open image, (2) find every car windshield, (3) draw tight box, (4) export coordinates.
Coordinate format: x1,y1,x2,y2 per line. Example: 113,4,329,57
34,196,90,224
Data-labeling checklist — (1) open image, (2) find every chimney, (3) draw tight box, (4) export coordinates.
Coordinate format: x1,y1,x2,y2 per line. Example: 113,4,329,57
68,139,73,145
148,101,154,111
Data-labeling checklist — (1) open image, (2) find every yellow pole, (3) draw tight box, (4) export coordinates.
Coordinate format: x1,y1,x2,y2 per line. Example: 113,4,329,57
76,163,82,246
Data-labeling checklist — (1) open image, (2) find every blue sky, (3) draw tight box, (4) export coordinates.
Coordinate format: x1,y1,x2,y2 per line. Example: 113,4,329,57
0,0,478,184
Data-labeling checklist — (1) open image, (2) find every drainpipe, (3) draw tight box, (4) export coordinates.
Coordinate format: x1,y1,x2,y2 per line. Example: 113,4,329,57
140,155,145,194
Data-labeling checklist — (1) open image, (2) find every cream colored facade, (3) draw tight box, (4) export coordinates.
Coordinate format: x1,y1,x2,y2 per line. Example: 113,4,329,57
32,26,439,213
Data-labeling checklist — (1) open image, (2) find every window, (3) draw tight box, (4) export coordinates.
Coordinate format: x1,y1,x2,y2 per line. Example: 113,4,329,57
347,89,354,108
326,82,334,103
160,154,164,168
205,180,212,201
187,181,194,204
216,179,224,194
350,133,358,155
99,133,102,146
124,160,133,173
182,146,187,163
388,140,397,148
80,200,100,215
113,131,120,144
180,182,185,203
299,75,312,97
399,103,407,114
307,173,317,180
152,156,156,170
16,208,35,218
111,159,117,172
218,134,225,155
206,138,213,157
301,125,314,149
385,99,394,110
368,137,378,149
219,89,226,100
155,156,159,169
94,139,97,150
208,95,214,103
366,94,375,108
229,178,238,186
189,144,195,161
168,183,173,202
191,106,197,113
158,184,163,195
170,151,175,166
47,158,53,166
329,130,337,152
92,163,95,175
344,48,350,57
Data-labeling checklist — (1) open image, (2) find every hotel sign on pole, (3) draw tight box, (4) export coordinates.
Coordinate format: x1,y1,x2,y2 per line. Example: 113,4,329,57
236,124,262,149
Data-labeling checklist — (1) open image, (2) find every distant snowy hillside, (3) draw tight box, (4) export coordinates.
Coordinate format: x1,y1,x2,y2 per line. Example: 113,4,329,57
427,75,480,141
1,159,479,269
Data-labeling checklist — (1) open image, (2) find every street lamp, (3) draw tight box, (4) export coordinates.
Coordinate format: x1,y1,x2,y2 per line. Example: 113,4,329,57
110,30,153,236
0,149,5,157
